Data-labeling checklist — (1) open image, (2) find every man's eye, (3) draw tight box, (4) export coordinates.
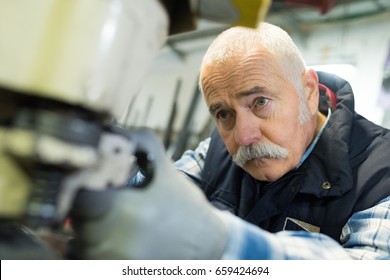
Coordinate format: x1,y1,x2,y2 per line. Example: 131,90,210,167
256,97,269,107
216,110,230,120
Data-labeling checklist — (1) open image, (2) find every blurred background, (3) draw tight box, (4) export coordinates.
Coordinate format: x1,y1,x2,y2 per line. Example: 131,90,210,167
118,0,390,160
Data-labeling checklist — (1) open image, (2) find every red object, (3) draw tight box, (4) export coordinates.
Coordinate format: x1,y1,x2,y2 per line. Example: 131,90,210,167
319,83,337,111
285,0,335,14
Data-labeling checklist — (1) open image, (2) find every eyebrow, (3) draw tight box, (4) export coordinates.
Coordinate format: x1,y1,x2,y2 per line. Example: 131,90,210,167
209,103,221,115
235,86,267,98
208,86,267,114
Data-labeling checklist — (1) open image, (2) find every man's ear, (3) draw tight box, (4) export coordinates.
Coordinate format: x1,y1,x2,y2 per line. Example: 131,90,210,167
303,69,319,116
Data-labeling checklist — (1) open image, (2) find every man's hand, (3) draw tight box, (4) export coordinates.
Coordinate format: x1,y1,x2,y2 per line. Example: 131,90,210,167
69,128,228,259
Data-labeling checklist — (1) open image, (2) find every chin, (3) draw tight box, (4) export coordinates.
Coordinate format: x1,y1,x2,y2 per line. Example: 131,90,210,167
250,172,282,182
244,159,286,182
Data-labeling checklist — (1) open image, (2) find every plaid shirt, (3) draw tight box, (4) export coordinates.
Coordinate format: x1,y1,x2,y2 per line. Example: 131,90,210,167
174,138,390,260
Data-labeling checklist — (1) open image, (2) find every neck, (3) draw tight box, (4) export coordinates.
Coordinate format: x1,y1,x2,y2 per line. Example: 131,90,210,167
315,112,327,136
306,111,327,148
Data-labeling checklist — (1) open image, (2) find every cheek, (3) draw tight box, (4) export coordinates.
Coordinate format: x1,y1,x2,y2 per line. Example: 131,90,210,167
267,111,306,153
278,124,309,165
217,128,238,156
276,105,304,140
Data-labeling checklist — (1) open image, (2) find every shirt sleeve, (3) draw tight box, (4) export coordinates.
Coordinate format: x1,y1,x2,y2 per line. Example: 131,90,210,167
220,196,390,260
341,196,390,259
173,137,210,185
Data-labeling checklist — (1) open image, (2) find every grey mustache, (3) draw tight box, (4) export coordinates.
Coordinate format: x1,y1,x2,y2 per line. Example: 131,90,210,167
232,142,288,168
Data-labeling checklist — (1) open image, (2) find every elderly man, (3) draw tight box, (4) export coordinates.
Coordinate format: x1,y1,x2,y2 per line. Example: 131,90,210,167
72,22,390,260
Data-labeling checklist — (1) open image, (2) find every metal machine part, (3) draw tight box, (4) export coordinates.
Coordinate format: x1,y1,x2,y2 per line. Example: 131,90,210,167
0,1,169,255
0,0,168,120
0,87,136,227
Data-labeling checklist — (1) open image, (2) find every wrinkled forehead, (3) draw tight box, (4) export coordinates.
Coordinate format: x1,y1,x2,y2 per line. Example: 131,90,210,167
200,50,283,98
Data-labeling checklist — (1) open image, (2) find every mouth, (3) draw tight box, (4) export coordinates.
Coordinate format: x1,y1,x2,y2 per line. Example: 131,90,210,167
248,156,275,165
238,156,268,169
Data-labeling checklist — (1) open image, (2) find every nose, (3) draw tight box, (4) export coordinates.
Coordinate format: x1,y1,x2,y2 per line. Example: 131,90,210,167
234,112,261,147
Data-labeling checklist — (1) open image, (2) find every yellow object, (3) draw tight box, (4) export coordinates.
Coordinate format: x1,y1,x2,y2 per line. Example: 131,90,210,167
231,0,272,27
0,129,30,217
0,154,30,218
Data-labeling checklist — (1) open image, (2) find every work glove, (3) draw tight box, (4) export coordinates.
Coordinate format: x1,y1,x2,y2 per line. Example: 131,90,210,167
69,128,229,259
